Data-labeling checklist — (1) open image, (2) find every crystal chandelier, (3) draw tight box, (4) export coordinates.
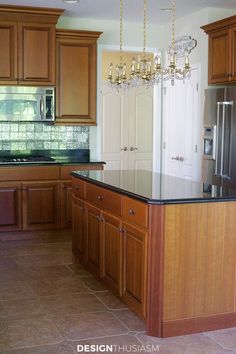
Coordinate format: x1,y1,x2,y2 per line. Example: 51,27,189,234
129,0,155,87
153,0,191,85
107,0,129,89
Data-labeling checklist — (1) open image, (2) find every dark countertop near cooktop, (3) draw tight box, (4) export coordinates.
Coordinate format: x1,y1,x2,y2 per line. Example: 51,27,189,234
0,149,105,166
71,169,236,204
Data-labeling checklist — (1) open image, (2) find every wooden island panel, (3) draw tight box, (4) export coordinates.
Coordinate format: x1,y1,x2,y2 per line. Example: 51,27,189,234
163,202,236,336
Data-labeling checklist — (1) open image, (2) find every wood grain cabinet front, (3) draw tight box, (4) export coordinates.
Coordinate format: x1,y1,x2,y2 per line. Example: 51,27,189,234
0,182,22,231
56,30,102,125
72,196,85,259
22,181,61,231
202,15,236,84
61,181,72,229
0,6,62,85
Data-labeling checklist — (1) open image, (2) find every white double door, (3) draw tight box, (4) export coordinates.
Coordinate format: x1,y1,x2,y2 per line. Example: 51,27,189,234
101,84,153,171
162,67,201,181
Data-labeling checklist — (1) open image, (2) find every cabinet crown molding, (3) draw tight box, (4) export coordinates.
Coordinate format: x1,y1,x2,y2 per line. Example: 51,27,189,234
201,14,236,33
56,29,103,40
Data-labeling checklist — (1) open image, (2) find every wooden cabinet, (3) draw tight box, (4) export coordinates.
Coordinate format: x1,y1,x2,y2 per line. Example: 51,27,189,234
122,222,147,317
22,181,60,231
72,177,148,317
0,6,62,85
0,182,22,231
61,181,72,229
85,203,101,276
0,21,17,83
56,30,102,125
101,211,123,295
72,196,85,259
202,15,236,84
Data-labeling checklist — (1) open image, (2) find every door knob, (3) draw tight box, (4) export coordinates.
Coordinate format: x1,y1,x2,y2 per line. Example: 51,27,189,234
121,147,128,151
179,156,184,162
130,147,138,151
171,156,180,161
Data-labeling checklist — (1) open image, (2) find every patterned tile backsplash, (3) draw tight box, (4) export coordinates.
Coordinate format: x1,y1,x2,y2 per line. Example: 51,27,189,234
0,123,89,151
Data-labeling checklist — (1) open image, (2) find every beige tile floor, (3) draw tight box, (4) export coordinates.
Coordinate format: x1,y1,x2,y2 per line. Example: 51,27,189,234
0,230,236,353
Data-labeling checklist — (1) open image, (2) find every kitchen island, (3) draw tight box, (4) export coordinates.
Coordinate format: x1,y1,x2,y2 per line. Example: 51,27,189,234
71,169,236,337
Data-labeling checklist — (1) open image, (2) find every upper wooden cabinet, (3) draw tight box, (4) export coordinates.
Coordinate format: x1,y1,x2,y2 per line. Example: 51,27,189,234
56,30,102,125
0,5,63,85
202,15,236,84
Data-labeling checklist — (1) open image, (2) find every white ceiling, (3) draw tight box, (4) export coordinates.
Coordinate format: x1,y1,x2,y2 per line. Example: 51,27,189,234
1,0,236,23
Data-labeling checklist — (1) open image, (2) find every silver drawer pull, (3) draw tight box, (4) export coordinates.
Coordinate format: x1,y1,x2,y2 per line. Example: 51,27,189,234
75,186,80,190
97,195,103,201
128,209,135,215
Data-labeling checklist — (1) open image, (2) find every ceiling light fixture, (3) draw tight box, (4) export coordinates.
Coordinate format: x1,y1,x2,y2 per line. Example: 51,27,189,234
107,0,129,90
63,0,79,4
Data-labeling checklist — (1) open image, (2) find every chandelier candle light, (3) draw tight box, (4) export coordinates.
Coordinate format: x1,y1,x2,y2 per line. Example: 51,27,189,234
162,0,191,84
108,0,129,89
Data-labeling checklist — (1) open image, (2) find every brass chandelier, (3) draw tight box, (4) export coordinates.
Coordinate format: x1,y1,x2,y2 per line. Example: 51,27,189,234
157,0,191,85
107,0,191,89
108,0,129,89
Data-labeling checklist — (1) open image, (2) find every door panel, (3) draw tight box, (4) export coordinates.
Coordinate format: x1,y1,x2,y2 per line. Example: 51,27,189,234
0,182,22,231
72,196,85,259
162,68,201,181
19,23,55,85
61,181,72,229
85,203,101,276
0,21,17,83
101,212,122,295
122,222,147,317
22,181,60,230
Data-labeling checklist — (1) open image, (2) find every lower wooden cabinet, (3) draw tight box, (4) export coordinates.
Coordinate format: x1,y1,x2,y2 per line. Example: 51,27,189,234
122,222,147,317
61,181,72,229
71,177,148,318
85,203,101,277
0,182,22,231
22,181,60,231
72,196,85,259
101,211,123,296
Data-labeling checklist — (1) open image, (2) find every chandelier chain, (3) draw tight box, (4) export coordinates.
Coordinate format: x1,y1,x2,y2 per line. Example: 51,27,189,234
171,0,176,50
120,0,123,65
143,0,147,57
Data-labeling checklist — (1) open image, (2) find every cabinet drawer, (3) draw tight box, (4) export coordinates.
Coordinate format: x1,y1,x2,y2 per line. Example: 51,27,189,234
72,178,85,199
86,183,121,216
122,196,148,228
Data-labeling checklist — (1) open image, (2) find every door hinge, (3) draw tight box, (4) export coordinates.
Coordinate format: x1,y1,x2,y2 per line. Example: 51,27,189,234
163,87,167,95
163,141,166,149
195,145,198,153
196,83,199,91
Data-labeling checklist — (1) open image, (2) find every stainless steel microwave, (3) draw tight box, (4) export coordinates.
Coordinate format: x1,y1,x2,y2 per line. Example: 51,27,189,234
0,86,55,122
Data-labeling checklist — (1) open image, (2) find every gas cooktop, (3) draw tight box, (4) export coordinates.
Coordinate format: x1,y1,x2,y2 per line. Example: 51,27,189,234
0,156,56,164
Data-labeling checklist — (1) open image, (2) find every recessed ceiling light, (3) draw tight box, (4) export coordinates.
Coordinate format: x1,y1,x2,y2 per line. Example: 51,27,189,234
63,0,79,4
160,8,172,12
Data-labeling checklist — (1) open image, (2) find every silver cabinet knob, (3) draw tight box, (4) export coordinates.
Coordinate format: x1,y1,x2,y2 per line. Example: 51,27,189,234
128,209,135,215
97,195,103,201
121,147,128,151
130,147,138,151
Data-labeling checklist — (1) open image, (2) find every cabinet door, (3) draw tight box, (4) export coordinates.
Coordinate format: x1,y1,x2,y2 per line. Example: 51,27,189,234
0,182,22,231
0,21,17,83
18,22,55,85
122,222,147,318
231,26,236,82
61,181,72,229
208,29,230,84
22,181,60,231
101,211,122,295
72,196,85,259
56,31,100,125
85,203,101,276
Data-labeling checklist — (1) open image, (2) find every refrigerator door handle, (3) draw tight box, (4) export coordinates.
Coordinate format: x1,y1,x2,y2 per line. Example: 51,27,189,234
215,102,222,177
220,103,226,178
222,101,234,180
212,125,217,160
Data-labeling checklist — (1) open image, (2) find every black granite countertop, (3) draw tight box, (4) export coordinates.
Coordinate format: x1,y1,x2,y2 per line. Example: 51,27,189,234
0,149,105,166
71,169,236,204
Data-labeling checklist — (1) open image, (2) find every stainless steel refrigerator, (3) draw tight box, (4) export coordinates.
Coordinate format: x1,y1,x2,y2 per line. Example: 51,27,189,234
202,87,236,188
